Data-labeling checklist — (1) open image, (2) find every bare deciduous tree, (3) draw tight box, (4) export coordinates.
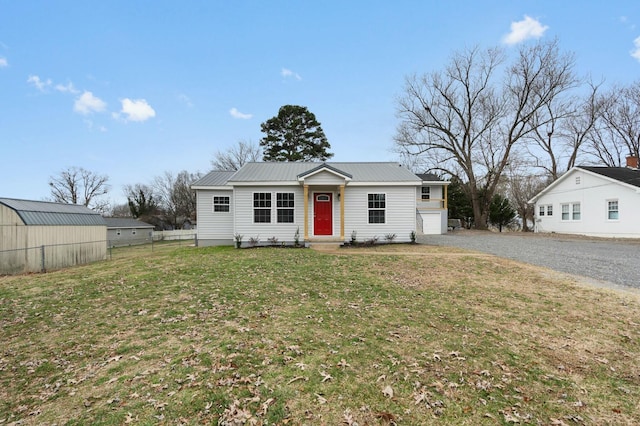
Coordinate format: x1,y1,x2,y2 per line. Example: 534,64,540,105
48,166,110,212
153,170,201,229
211,140,262,171
124,184,158,220
526,80,602,180
395,40,577,229
588,81,640,166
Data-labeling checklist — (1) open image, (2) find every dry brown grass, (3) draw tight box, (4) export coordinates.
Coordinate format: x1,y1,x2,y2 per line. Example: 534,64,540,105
1,244,639,425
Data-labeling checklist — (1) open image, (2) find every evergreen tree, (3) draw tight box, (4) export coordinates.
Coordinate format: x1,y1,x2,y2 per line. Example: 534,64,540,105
489,194,516,232
260,105,333,162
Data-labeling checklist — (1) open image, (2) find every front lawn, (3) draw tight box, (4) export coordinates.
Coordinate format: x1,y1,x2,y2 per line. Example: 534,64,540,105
1,245,639,424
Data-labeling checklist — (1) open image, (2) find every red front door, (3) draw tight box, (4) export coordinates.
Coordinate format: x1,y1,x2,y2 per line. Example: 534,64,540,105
314,193,333,235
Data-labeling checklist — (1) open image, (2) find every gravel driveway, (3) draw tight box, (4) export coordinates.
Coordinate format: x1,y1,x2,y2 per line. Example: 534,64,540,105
419,231,640,291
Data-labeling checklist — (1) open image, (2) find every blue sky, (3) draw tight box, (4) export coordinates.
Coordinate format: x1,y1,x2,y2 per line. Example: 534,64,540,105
1,1,640,206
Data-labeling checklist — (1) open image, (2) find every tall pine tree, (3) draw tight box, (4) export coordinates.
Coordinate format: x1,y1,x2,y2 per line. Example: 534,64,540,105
260,105,333,162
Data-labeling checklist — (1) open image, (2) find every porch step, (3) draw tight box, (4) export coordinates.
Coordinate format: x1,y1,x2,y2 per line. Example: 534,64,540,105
309,242,343,251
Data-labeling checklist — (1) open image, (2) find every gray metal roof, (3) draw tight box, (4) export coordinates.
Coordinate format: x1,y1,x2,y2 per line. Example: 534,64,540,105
0,198,106,226
104,217,154,229
191,170,236,187
228,162,422,183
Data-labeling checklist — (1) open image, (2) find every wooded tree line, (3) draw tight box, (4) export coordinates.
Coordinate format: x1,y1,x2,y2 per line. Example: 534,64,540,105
47,105,333,228
49,39,639,231
395,39,640,230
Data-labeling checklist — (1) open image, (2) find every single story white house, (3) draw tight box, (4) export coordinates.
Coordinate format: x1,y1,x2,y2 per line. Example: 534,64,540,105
191,162,449,247
529,157,640,238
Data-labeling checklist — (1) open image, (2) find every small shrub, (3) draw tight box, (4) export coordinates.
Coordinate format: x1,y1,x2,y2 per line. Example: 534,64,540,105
267,236,279,246
294,227,300,247
384,233,397,243
350,230,358,245
410,230,417,244
234,233,244,248
364,236,379,246
248,236,260,247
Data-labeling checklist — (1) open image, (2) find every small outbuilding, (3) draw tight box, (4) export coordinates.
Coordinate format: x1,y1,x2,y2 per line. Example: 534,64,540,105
0,198,107,274
105,217,154,247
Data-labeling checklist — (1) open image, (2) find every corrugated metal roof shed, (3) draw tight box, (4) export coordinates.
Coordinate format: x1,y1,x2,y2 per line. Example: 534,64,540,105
0,198,106,226
191,171,236,187
228,162,422,183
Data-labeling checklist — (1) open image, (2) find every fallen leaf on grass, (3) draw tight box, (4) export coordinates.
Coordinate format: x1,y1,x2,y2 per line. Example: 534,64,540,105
315,393,327,404
320,371,333,382
382,385,394,398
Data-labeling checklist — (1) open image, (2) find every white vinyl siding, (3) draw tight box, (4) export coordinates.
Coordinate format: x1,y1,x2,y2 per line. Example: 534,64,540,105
196,190,234,243
234,186,304,242
343,186,417,242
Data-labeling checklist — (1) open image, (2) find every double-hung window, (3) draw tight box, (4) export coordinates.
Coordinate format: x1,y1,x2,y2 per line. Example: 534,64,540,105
608,200,619,220
368,193,386,224
561,204,570,220
539,205,545,217
253,193,271,223
421,187,430,200
572,203,581,220
546,205,553,216
213,196,230,212
277,193,295,223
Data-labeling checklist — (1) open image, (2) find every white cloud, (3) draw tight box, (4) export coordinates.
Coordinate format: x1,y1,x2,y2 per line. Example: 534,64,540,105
281,67,302,80
229,107,252,119
74,91,107,115
631,37,640,62
55,82,79,94
0,57,7,68
117,98,156,122
27,75,52,91
503,15,548,45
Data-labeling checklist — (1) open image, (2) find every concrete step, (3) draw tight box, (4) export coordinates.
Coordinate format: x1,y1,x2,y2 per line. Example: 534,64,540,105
309,242,342,251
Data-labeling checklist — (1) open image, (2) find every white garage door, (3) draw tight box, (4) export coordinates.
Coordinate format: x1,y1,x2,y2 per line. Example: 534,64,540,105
420,212,441,235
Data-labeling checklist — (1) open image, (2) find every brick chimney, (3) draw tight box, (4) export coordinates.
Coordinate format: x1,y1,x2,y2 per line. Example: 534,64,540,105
626,155,639,169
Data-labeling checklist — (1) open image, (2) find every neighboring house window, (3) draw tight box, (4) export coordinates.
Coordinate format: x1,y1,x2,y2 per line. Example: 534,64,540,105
277,193,295,223
561,204,570,220
608,200,619,220
368,193,386,224
547,205,553,216
421,187,430,200
132,229,136,235
214,196,230,212
572,203,581,220
539,205,545,217
116,229,121,236
253,193,271,223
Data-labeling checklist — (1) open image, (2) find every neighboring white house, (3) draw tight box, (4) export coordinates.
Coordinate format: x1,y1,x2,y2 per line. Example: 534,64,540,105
529,159,640,238
191,162,450,247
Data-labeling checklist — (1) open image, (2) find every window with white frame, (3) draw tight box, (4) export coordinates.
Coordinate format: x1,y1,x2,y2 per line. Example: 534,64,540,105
561,204,570,220
276,192,295,223
253,193,271,223
539,205,545,216
368,193,386,224
213,196,230,212
572,203,581,220
608,200,619,220
132,229,136,235
421,186,430,200
547,205,553,216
